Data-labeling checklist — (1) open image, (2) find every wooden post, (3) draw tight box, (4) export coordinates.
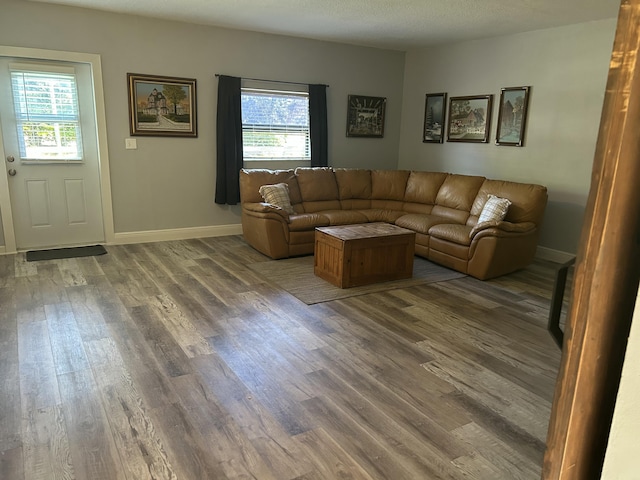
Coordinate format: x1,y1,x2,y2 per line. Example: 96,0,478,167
542,1,640,478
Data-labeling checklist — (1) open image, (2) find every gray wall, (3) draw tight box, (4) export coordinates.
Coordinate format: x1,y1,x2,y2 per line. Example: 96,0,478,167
398,20,617,254
0,0,405,238
0,1,618,255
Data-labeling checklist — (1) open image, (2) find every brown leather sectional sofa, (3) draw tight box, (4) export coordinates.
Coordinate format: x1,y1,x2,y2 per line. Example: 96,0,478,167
239,167,548,280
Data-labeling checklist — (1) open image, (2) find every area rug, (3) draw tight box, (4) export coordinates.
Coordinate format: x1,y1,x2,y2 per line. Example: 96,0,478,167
249,255,465,304
26,244,107,262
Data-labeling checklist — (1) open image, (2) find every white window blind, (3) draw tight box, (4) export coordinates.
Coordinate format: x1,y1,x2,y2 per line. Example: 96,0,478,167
241,88,310,161
10,67,83,161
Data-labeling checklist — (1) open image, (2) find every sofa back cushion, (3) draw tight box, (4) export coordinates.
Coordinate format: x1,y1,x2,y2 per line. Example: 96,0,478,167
295,167,341,212
239,168,302,205
470,179,548,225
334,168,372,199
334,168,372,210
371,170,410,200
403,171,447,214
432,174,486,224
370,170,410,210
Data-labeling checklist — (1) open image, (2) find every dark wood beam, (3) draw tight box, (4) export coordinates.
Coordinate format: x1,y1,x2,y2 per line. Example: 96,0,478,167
542,0,640,477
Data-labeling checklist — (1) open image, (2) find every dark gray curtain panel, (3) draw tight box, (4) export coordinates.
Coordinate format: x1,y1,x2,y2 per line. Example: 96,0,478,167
215,75,243,205
309,84,328,167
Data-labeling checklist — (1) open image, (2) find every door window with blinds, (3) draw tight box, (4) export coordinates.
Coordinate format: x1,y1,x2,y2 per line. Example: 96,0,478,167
10,64,83,162
241,84,310,161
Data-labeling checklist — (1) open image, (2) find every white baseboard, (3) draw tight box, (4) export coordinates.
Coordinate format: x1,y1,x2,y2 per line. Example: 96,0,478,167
112,224,243,245
536,246,576,264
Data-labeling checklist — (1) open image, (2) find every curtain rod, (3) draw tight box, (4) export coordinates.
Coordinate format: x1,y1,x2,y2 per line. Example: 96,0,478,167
215,74,328,87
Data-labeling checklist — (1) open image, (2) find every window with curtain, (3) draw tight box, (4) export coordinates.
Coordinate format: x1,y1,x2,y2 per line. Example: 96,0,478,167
241,87,310,161
10,66,83,162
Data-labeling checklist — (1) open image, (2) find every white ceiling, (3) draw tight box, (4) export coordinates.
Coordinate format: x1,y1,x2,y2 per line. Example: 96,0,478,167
28,0,621,50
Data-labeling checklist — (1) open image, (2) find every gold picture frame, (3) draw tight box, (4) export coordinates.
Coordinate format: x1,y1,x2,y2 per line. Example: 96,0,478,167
127,73,197,137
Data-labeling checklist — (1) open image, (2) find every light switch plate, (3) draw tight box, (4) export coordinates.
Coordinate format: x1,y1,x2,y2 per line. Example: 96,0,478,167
125,138,137,150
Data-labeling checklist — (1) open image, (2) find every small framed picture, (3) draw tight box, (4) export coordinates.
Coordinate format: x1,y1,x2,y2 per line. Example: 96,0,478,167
446,94,493,143
127,73,197,137
496,86,531,146
423,93,447,143
346,95,386,138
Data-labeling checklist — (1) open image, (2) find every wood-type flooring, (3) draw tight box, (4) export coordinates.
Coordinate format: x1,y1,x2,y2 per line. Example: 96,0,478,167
0,235,564,479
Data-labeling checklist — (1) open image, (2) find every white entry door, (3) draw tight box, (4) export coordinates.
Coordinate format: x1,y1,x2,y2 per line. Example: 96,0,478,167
0,57,105,250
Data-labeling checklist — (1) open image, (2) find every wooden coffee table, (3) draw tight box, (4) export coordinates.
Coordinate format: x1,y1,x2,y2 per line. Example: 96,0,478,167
314,222,416,288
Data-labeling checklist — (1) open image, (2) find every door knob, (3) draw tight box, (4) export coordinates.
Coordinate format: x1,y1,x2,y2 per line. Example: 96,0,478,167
6,155,14,163
8,168,16,176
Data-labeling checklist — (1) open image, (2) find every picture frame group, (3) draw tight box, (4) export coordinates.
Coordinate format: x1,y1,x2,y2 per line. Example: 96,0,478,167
423,86,531,146
346,94,386,138
127,73,198,137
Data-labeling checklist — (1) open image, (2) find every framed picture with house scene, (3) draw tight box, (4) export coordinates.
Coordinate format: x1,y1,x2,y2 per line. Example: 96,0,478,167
423,92,447,143
496,86,531,146
127,73,198,137
346,95,386,137
446,94,493,143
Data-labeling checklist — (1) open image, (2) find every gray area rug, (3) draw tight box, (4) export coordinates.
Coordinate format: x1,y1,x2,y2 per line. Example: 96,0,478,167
249,255,466,304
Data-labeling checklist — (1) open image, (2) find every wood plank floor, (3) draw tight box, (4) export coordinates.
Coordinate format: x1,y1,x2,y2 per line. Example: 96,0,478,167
0,235,565,479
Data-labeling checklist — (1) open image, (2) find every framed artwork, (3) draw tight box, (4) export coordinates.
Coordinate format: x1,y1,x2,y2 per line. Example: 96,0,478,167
346,95,386,137
423,92,447,143
446,94,493,143
496,86,531,146
127,73,197,137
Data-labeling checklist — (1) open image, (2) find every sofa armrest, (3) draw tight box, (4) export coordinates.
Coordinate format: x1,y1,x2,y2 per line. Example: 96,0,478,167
242,202,290,222
469,220,536,238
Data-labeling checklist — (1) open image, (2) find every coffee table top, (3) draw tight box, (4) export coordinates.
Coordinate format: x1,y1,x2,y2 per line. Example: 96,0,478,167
316,222,415,241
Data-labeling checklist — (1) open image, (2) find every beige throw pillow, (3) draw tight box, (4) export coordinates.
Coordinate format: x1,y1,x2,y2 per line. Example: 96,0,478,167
259,183,295,215
470,194,512,237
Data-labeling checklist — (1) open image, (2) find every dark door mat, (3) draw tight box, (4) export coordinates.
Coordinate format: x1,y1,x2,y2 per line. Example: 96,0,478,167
26,245,107,262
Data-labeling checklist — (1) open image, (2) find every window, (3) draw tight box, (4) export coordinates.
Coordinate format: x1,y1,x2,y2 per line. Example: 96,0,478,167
10,66,83,161
241,87,310,161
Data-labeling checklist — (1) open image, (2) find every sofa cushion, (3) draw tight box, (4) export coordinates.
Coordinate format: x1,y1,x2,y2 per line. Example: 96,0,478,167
370,199,406,211
404,171,447,204
429,223,473,246
371,170,411,200
360,209,407,224
334,168,372,199
259,183,295,214
321,210,369,226
435,174,485,211
340,198,372,210
395,213,451,235
288,213,330,232
295,167,339,201
429,205,471,224
301,200,342,213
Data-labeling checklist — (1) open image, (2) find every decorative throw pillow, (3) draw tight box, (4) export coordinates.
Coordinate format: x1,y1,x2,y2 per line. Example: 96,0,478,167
478,194,511,224
470,194,512,238
259,183,295,214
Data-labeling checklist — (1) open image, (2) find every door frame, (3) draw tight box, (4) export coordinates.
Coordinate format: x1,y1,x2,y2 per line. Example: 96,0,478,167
0,46,114,254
